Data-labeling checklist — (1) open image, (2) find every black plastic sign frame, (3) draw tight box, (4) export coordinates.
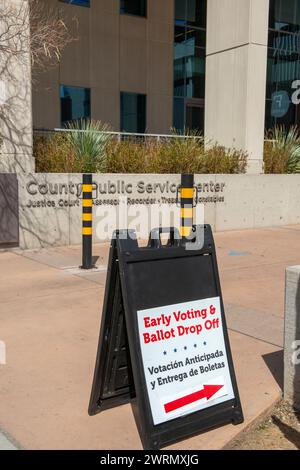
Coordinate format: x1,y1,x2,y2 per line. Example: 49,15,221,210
89,226,244,450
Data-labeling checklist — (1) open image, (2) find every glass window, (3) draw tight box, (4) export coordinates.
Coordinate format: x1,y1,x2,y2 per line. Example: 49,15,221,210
174,57,186,97
185,104,204,132
265,0,300,130
269,0,300,33
174,25,186,46
186,27,206,50
60,85,91,125
174,26,186,97
120,0,147,17
175,0,206,28
265,100,274,131
173,0,207,132
186,48,206,99
175,0,186,25
173,97,185,132
187,0,207,29
266,50,278,99
121,92,146,133
61,0,90,7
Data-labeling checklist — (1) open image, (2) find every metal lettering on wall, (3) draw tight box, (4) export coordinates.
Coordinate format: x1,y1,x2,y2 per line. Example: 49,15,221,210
25,179,226,208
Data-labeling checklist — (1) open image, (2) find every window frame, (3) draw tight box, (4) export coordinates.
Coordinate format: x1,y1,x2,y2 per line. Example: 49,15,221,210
60,84,91,126
120,91,147,134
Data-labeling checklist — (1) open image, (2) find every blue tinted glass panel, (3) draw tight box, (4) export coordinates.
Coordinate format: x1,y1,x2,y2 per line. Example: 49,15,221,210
265,100,274,130
186,28,206,50
185,48,206,99
174,26,187,97
60,85,91,124
175,0,186,25
173,97,185,132
174,56,186,97
61,0,90,6
174,26,186,47
121,92,146,133
185,104,204,133
269,0,300,33
187,0,207,29
266,0,300,129
120,0,147,17
173,1,207,129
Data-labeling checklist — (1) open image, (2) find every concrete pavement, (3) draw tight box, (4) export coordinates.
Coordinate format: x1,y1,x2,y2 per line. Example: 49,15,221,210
0,226,299,449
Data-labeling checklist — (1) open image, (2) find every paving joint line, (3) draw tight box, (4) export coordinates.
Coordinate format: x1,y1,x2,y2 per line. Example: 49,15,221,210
228,327,283,349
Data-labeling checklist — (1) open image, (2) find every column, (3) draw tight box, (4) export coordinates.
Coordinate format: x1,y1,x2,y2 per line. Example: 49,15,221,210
205,0,270,174
284,266,300,409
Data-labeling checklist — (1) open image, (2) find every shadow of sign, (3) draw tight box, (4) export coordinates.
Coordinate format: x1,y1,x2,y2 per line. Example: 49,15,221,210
0,173,19,246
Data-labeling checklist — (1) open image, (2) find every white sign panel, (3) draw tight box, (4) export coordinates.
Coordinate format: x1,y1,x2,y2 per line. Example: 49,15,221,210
137,297,235,425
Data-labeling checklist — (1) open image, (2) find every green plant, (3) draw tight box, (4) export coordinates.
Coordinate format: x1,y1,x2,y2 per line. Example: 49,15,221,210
34,127,248,174
64,119,112,172
264,126,300,174
104,137,247,174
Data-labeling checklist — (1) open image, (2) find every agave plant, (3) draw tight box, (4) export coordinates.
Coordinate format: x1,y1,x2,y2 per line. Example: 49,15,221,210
264,125,300,173
64,119,112,172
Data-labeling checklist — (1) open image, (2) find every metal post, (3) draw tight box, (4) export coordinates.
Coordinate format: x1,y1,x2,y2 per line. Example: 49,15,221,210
180,174,195,244
81,174,93,270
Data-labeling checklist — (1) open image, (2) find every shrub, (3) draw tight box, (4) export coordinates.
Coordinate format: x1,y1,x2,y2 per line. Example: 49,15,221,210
147,136,205,174
264,126,300,174
35,120,113,173
64,119,112,172
105,139,149,173
104,137,247,174
34,133,75,173
199,144,247,174
34,125,248,174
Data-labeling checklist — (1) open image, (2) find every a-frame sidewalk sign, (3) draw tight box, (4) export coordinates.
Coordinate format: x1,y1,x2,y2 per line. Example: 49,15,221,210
88,226,244,450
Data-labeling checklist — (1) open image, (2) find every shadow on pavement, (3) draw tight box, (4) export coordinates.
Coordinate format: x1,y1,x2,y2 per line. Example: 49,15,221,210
92,255,99,266
262,349,284,390
272,415,300,450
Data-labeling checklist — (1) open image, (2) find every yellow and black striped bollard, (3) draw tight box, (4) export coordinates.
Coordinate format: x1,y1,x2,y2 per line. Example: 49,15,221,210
180,174,195,243
81,174,93,269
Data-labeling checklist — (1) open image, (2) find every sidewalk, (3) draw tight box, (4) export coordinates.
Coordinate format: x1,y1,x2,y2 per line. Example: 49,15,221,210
0,225,299,450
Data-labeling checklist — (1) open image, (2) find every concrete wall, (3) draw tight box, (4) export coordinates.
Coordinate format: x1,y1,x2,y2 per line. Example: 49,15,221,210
284,266,300,409
32,0,174,134
18,172,300,249
205,0,270,174
0,0,34,173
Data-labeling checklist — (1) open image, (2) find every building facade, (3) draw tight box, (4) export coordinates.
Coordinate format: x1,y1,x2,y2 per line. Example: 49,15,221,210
31,0,300,173
33,0,175,135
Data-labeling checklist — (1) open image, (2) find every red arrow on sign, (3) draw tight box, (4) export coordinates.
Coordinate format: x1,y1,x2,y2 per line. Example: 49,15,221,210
164,384,224,414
